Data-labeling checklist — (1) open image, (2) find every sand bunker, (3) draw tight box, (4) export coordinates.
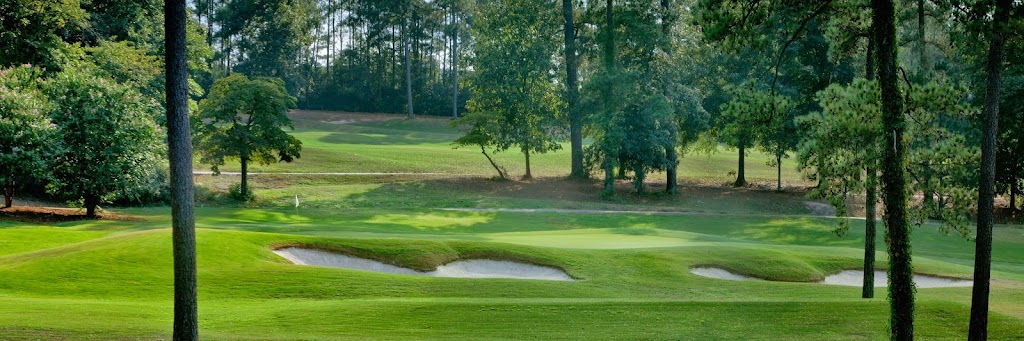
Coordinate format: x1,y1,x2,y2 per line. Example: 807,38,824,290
691,267,972,288
273,247,574,281
689,267,763,281
822,270,972,288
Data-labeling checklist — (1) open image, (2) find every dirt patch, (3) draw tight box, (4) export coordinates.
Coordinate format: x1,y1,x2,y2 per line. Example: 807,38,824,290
0,206,140,223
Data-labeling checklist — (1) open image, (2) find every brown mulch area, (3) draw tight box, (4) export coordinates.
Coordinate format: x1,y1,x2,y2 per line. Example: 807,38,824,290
0,206,141,224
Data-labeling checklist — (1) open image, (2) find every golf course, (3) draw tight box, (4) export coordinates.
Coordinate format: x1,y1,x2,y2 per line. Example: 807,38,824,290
2,112,1022,340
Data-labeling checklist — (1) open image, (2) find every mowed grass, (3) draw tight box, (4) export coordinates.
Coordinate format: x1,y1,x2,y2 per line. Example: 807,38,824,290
199,111,808,186
2,111,1024,339
2,206,1024,339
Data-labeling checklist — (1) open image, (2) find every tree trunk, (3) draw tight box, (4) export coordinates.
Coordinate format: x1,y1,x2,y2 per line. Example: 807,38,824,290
776,153,782,192
634,167,646,193
404,16,414,119
1007,183,1015,209
240,157,249,200
3,183,13,208
452,10,460,119
84,194,98,218
969,1,1011,339
922,163,934,216
480,145,507,180
165,1,199,339
917,0,927,76
617,153,628,179
872,0,914,339
862,29,877,301
666,144,678,194
603,157,615,196
735,144,747,187
524,149,532,179
863,167,878,299
564,0,583,178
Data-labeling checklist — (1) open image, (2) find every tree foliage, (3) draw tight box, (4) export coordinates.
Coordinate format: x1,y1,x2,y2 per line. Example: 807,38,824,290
459,0,563,179
44,70,163,217
0,66,57,208
195,74,302,200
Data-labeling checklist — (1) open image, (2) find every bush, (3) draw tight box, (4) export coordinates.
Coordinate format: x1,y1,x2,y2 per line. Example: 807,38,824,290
228,182,254,202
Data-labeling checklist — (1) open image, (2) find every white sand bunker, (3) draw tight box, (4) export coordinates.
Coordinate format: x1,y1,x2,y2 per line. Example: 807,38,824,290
822,270,972,288
691,267,972,288
273,247,574,281
690,267,763,281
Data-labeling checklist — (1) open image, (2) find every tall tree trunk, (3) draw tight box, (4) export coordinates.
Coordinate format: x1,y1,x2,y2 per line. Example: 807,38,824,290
916,0,930,78
84,194,98,218
166,1,199,339
666,143,678,194
564,0,583,178
452,10,459,119
776,153,783,191
634,167,646,193
524,149,533,179
3,181,13,208
863,167,878,299
326,0,333,77
872,0,914,339
240,157,249,200
1007,183,1015,209
969,1,1011,339
604,0,614,70
405,16,414,119
863,30,877,300
603,157,615,196
735,144,747,187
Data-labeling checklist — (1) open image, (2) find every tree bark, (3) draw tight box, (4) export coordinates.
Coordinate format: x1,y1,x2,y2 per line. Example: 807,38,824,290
666,143,678,194
862,29,877,300
4,183,13,208
969,1,1011,339
480,145,507,180
603,157,615,196
564,0,584,178
872,0,914,338
604,0,614,70
776,153,782,192
917,0,927,75
84,194,98,218
863,167,878,299
165,1,199,339
1011,185,1017,210
405,15,414,119
524,149,532,179
735,144,747,187
240,157,249,199
452,8,460,119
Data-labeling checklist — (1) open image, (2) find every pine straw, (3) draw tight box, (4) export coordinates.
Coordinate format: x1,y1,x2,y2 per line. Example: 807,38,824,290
0,206,141,224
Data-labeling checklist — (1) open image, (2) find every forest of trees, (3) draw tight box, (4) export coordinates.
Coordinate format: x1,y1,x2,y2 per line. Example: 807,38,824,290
1,0,1022,339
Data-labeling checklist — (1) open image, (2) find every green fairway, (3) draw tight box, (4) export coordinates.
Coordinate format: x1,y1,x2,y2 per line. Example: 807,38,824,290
200,111,808,186
3,112,1023,340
